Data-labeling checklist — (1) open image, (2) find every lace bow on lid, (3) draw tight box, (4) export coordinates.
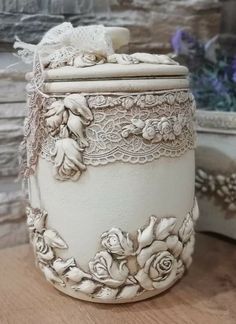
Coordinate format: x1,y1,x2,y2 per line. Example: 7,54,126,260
14,23,116,67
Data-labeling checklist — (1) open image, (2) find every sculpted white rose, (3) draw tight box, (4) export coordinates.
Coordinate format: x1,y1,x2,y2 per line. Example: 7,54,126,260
101,228,134,257
157,117,175,141
88,251,129,288
74,53,105,67
135,249,177,290
142,124,156,140
52,138,86,181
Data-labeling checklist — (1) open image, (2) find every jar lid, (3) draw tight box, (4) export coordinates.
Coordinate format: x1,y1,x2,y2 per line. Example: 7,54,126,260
42,62,189,94
44,63,188,81
22,25,189,94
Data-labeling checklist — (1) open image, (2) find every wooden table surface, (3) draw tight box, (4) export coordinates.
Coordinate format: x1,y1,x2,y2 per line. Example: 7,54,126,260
0,233,235,324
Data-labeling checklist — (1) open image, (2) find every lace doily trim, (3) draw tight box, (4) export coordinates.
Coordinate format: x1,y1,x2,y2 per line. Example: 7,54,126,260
40,90,196,172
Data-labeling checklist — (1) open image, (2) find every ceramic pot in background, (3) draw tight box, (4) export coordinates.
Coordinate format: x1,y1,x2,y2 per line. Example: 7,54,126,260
196,110,236,239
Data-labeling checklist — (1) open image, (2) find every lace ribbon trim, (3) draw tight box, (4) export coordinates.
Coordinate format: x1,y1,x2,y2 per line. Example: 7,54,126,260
19,52,48,178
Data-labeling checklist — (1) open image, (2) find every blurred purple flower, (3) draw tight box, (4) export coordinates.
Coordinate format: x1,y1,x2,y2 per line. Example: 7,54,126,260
171,29,198,56
211,78,226,93
171,29,236,111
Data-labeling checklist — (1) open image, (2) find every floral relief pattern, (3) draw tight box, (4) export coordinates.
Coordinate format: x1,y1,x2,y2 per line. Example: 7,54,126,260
47,52,178,69
196,168,236,212
44,93,93,181
26,198,199,301
41,90,196,175
121,114,191,142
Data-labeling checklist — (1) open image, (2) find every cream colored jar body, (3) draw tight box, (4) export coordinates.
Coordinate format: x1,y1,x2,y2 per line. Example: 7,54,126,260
30,150,195,302
26,62,198,303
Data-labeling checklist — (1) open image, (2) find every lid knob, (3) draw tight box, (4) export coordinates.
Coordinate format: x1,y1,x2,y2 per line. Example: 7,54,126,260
105,27,130,51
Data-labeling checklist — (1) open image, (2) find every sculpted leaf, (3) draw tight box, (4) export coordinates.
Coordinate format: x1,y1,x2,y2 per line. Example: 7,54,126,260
180,234,195,268
155,217,176,240
33,234,54,261
117,285,140,299
72,280,99,294
37,248,54,262
166,235,183,258
67,112,89,147
52,257,76,275
192,198,199,222
176,260,185,279
178,213,194,243
65,266,91,282
94,287,118,300
107,53,139,65
131,53,177,65
43,229,68,249
39,263,65,287
125,276,138,285
64,94,93,122
137,216,157,253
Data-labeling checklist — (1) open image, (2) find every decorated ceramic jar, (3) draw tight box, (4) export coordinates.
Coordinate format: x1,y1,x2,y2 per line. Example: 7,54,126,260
18,24,199,303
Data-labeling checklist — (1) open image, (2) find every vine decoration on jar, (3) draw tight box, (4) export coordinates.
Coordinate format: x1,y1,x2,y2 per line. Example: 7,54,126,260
26,198,199,301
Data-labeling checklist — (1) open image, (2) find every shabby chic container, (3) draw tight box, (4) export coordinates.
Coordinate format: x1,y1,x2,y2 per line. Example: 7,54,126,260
17,24,199,303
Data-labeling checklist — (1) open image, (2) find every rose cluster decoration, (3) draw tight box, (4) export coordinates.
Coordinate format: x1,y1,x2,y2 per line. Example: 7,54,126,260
45,94,93,181
121,114,191,142
26,199,199,301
